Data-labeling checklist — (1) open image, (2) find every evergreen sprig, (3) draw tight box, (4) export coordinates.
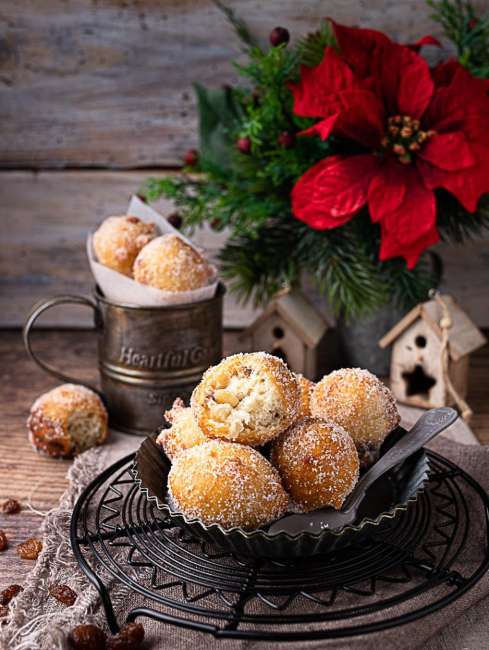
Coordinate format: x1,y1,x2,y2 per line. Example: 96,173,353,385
428,0,489,77
295,20,337,67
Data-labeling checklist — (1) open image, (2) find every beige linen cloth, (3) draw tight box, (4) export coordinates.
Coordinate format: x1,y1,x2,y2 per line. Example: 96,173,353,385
1,408,488,650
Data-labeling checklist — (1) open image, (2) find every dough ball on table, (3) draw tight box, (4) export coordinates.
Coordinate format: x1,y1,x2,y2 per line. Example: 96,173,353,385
27,384,108,458
295,373,314,418
93,215,157,277
133,234,213,291
310,368,400,468
271,417,359,512
191,352,301,447
156,398,207,461
168,440,288,530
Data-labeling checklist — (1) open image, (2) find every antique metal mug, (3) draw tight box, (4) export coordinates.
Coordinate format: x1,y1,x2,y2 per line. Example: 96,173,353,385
23,285,225,435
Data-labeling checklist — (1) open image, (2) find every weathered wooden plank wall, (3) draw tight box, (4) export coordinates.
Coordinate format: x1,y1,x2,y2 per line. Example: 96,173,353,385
1,0,474,168
0,0,488,328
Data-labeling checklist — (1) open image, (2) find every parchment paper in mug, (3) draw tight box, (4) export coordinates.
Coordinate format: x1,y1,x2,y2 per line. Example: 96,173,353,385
87,195,218,306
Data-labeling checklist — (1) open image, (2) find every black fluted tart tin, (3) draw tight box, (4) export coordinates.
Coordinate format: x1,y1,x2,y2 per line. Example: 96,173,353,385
131,427,430,560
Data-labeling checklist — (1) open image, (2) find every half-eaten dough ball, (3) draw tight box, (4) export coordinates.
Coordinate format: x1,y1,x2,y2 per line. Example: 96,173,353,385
271,417,359,512
310,368,400,467
156,398,207,461
168,440,288,530
27,384,108,458
133,234,213,291
93,215,157,277
191,352,301,446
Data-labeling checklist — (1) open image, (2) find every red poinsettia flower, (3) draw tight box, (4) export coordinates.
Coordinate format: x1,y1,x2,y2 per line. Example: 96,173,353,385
290,21,489,268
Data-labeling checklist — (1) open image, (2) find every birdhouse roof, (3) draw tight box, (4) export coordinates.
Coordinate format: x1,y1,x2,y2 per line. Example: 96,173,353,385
244,289,329,349
378,294,487,361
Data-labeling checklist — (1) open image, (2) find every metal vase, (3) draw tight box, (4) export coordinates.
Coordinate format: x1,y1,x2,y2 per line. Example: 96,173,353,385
23,284,225,435
337,303,404,375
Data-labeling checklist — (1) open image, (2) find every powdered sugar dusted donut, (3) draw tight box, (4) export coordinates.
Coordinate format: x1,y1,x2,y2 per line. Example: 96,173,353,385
156,398,207,461
27,384,108,458
310,368,400,467
168,440,288,530
133,234,213,291
295,373,314,419
93,215,157,277
191,352,301,446
271,416,359,512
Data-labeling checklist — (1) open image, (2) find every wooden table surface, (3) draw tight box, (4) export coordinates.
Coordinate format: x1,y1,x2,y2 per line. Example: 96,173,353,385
1,329,488,589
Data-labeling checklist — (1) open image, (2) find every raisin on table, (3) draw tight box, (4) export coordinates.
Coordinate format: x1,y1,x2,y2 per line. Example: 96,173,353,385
68,624,106,650
107,622,145,649
49,584,77,606
17,538,42,560
0,584,23,606
2,499,21,515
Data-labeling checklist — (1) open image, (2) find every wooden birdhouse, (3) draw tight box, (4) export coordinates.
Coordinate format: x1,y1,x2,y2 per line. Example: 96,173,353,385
378,293,486,416
241,288,335,380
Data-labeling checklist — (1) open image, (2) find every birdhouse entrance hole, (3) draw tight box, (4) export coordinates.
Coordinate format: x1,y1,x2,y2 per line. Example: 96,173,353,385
401,364,437,398
272,347,288,364
272,326,285,339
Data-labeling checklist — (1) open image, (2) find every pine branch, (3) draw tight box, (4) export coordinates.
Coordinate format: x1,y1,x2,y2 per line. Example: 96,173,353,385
218,219,302,306
437,190,489,243
428,0,489,77
212,1,259,50
295,20,336,67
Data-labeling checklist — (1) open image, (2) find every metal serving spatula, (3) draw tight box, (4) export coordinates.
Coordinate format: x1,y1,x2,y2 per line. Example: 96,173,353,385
268,407,458,535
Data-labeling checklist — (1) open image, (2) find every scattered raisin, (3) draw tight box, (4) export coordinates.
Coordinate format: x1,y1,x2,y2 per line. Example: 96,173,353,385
2,499,21,515
68,624,106,650
120,622,144,646
107,622,145,649
17,538,42,560
0,531,8,552
49,583,77,606
1,584,23,606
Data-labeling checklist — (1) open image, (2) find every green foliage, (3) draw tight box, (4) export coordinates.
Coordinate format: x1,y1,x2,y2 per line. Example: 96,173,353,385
295,20,337,67
142,1,489,319
428,0,489,77
436,191,489,242
194,84,243,171
212,0,259,50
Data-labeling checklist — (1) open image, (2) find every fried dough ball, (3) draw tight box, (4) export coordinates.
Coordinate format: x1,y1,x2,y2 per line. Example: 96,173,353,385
168,440,288,530
133,234,213,291
310,368,400,467
295,373,314,418
93,215,157,277
191,352,301,447
27,384,108,458
271,417,359,512
156,398,207,460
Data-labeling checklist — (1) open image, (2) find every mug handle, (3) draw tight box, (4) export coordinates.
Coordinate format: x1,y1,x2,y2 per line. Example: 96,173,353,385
23,295,102,394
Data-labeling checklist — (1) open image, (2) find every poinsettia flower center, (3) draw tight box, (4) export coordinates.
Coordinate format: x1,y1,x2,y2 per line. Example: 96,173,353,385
381,115,435,164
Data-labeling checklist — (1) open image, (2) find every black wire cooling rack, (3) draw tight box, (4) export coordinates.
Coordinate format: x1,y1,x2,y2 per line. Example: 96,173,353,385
70,450,489,642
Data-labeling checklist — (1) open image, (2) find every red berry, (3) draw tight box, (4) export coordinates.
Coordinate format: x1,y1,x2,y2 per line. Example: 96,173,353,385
468,17,478,30
183,149,198,166
277,131,295,148
269,27,290,47
236,137,252,154
210,218,222,231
